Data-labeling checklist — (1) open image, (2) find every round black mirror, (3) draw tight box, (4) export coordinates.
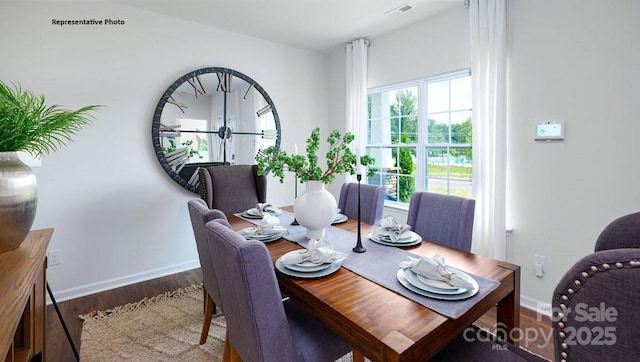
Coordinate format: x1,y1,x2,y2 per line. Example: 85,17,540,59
152,67,281,193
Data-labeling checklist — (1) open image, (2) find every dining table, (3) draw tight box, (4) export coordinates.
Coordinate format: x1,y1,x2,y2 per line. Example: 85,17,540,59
228,206,520,361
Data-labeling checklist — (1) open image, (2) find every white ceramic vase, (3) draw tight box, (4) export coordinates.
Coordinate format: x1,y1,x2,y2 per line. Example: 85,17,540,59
294,180,337,239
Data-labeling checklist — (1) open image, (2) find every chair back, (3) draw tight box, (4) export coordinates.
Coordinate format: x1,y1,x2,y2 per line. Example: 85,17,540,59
205,221,301,362
198,164,267,214
595,211,640,251
338,183,385,225
552,248,640,361
406,192,475,251
187,199,229,311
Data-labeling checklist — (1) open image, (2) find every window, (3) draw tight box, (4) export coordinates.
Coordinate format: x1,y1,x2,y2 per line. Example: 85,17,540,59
366,70,472,204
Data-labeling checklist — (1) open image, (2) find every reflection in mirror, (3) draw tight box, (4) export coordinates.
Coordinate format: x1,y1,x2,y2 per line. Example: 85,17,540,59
152,67,280,193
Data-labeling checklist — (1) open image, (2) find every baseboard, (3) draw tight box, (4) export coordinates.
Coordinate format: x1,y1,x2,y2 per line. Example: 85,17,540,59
521,294,552,317
46,259,200,304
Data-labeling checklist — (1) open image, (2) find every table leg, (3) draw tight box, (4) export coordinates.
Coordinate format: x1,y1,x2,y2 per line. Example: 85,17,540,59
497,266,521,345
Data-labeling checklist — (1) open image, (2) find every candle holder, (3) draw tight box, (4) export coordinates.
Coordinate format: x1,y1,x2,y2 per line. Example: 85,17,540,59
352,173,366,253
291,174,299,225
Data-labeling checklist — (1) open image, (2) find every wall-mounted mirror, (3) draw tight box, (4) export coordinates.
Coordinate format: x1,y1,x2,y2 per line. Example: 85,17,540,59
152,67,281,193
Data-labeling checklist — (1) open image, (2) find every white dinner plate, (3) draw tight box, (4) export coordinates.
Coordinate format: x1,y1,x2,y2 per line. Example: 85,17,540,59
332,214,348,224
275,258,341,278
246,207,282,217
284,262,332,273
278,251,333,272
240,211,263,219
403,269,467,295
369,231,422,247
240,227,276,237
378,234,412,242
396,268,479,300
247,233,283,243
416,268,475,291
240,227,282,240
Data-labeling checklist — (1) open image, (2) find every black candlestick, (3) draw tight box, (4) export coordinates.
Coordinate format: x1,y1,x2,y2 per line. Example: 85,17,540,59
291,175,299,225
352,173,366,253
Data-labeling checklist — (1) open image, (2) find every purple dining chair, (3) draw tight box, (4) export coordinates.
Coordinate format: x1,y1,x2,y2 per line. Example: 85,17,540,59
187,198,230,345
338,182,385,225
432,248,640,361
406,192,475,252
198,164,267,214
205,220,354,362
594,211,640,251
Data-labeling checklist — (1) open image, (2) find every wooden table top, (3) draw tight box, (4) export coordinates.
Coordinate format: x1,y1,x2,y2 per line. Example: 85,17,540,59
227,209,519,361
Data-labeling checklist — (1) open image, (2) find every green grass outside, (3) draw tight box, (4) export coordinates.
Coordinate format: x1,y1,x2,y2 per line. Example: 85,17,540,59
426,164,472,180
428,188,472,198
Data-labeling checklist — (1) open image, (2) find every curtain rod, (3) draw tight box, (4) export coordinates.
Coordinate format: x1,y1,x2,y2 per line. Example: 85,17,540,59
345,39,370,49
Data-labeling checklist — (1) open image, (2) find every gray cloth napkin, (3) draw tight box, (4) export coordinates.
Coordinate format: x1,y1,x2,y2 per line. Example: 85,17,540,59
372,215,412,242
280,238,347,265
255,203,281,216
399,254,475,290
239,214,288,237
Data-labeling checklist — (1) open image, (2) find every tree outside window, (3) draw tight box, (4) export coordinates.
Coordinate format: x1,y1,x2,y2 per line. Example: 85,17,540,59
366,70,472,203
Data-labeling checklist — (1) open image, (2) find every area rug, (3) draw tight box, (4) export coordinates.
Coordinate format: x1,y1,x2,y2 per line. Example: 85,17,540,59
79,284,354,361
79,284,226,361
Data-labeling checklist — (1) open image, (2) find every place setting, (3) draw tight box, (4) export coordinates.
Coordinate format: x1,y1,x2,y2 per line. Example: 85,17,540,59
240,203,282,219
368,215,422,247
275,238,347,278
332,209,348,224
239,214,288,243
396,254,479,301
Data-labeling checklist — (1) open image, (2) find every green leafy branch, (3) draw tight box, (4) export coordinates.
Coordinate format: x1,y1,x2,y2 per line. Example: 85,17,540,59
0,81,102,157
255,127,376,184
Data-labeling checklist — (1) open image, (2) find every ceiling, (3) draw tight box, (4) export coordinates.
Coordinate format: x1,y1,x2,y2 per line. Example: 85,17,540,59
111,0,461,54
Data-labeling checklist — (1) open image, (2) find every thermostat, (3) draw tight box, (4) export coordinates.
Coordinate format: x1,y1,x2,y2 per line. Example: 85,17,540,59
535,122,564,141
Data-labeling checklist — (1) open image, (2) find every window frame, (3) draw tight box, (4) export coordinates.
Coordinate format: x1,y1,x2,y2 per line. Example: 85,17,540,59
365,69,472,207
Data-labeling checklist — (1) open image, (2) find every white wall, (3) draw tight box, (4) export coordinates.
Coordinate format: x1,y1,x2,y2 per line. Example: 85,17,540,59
327,4,470,198
507,0,640,309
330,0,640,312
0,1,328,300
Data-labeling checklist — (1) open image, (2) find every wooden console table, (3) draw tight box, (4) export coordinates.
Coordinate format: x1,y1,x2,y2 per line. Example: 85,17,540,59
1,228,52,362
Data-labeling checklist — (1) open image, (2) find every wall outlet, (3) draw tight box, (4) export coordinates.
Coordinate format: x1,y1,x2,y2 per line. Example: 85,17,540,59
48,249,62,266
534,254,545,277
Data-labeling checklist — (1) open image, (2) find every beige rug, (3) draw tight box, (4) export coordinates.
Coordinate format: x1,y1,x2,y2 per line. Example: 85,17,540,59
79,284,354,361
79,284,226,361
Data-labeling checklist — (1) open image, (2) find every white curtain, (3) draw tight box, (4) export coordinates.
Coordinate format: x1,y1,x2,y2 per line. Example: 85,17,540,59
470,0,507,260
346,39,369,155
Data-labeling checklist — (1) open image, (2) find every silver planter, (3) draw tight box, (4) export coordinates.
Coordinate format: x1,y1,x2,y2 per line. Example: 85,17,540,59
0,152,38,253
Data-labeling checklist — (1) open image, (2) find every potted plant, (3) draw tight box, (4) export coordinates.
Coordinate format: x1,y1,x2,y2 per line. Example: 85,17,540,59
255,127,375,238
0,81,101,253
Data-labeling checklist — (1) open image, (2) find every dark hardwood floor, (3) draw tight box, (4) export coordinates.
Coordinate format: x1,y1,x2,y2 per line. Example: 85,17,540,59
46,268,554,361
46,268,203,362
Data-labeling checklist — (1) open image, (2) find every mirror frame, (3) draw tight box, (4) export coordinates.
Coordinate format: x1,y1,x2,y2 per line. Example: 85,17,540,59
151,67,281,193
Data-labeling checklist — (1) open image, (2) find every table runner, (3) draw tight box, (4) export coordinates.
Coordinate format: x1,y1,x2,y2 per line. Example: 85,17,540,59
236,211,499,319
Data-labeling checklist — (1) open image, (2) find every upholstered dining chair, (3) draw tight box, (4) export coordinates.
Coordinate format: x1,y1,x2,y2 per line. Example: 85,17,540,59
594,211,640,251
204,220,356,362
551,248,640,361
198,164,267,214
431,248,640,361
406,192,476,252
337,182,385,225
187,198,230,345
